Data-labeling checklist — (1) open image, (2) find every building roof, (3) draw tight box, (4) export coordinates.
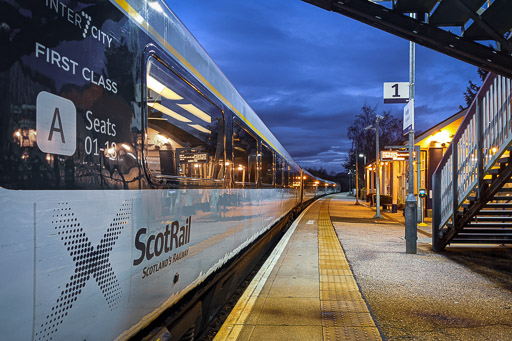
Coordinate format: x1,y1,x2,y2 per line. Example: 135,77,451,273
414,108,468,149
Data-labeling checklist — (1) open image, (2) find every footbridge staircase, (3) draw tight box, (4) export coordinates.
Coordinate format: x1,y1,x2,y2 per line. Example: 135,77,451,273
433,74,512,251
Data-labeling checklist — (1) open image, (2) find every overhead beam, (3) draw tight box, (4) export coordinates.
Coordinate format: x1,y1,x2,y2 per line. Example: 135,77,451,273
302,0,512,79
452,0,512,53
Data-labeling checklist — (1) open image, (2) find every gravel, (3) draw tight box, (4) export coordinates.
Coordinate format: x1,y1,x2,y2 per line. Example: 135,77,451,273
330,194,512,341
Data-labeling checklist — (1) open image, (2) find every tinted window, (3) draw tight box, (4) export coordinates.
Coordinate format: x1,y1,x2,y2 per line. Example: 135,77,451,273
233,122,257,184
275,156,283,186
145,56,224,180
261,143,274,185
283,163,289,187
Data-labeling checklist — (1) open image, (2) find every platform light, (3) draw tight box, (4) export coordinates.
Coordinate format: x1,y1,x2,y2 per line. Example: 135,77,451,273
492,147,498,153
426,129,451,145
149,102,191,122
178,104,211,123
121,143,132,151
147,75,183,100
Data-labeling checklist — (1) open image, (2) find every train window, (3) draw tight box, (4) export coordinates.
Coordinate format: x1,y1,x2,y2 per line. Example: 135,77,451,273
275,156,283,187
290,168,301,188
260,143,274,185
233,122,257,184
145,56,224,181
283,163,289,187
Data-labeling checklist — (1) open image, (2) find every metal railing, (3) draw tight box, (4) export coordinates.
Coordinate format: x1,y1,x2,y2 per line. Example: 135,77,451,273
433,73,512,250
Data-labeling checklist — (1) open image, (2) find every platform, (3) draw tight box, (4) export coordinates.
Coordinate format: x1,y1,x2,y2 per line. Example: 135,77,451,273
214,193,512,341
214,195,382,341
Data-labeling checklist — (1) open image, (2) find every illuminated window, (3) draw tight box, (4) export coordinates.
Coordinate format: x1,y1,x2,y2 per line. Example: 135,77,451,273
145,56,224,181
233,122,257,184
261,143,274,185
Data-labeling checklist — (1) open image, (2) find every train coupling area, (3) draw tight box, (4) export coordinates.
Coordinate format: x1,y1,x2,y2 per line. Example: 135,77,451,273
214,195,382,341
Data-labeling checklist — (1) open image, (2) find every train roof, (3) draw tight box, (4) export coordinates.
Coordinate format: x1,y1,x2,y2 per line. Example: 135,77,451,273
112,0,300,169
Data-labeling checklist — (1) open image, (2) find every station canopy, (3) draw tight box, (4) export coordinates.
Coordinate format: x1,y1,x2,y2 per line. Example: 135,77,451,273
302,0,512,78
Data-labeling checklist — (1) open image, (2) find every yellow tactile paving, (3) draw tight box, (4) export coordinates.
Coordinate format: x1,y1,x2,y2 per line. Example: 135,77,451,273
324,326,382,341
320,289,364,302
318,199,382,341
214,198,382,341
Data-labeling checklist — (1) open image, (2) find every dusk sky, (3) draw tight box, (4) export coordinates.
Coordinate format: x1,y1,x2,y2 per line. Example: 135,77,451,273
167,0,480,173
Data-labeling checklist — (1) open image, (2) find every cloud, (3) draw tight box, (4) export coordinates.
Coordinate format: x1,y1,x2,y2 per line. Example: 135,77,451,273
169,0,480,173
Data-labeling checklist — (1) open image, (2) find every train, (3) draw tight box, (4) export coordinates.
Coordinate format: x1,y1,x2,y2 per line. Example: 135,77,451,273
0,1,339,340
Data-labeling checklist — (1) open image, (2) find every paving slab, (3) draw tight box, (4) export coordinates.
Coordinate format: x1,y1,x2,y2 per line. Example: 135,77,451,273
215,198,382,341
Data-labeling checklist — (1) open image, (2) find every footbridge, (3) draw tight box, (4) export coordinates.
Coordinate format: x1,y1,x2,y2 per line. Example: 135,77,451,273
432,73,512,250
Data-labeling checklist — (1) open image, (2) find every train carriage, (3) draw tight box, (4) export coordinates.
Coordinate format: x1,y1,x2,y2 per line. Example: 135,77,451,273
0,1,337,340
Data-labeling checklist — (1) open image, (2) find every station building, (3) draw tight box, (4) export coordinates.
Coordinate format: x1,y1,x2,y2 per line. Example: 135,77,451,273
365,108,467,216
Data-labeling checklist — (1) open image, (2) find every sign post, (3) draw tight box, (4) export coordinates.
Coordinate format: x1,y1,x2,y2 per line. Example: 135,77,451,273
382,27,417,254
405,19,418,254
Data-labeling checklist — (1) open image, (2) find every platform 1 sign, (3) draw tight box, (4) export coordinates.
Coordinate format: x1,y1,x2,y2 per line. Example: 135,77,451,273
383,82,409,104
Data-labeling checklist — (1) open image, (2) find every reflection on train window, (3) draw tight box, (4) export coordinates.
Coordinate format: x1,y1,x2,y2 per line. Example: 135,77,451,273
260,143,274,185
145,56,224,180
284,163,290,187
233,122,257,184
275,156,283,187
291,169,301,188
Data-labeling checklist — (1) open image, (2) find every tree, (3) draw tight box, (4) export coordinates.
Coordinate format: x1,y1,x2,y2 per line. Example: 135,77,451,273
343,103,405,190
460,67,489,109
344,103,404,167
305,167,331,181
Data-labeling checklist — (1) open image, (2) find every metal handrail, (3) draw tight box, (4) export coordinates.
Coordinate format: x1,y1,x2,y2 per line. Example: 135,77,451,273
432,73,512,251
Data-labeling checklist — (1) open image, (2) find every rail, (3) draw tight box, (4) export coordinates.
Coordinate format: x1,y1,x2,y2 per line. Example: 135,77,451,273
432,73,512,250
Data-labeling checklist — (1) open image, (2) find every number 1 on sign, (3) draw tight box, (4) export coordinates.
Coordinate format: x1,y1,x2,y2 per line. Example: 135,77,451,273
392,83,399,97
383,82,409,104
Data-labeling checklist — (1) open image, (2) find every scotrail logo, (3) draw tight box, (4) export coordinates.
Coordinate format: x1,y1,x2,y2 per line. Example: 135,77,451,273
44,0,114,48
34,201,131,341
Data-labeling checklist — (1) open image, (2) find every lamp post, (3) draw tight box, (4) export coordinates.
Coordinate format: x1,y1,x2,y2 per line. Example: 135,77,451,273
365,115,384,219
348,169,353,195
355,152,366,205
360,153,367,200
